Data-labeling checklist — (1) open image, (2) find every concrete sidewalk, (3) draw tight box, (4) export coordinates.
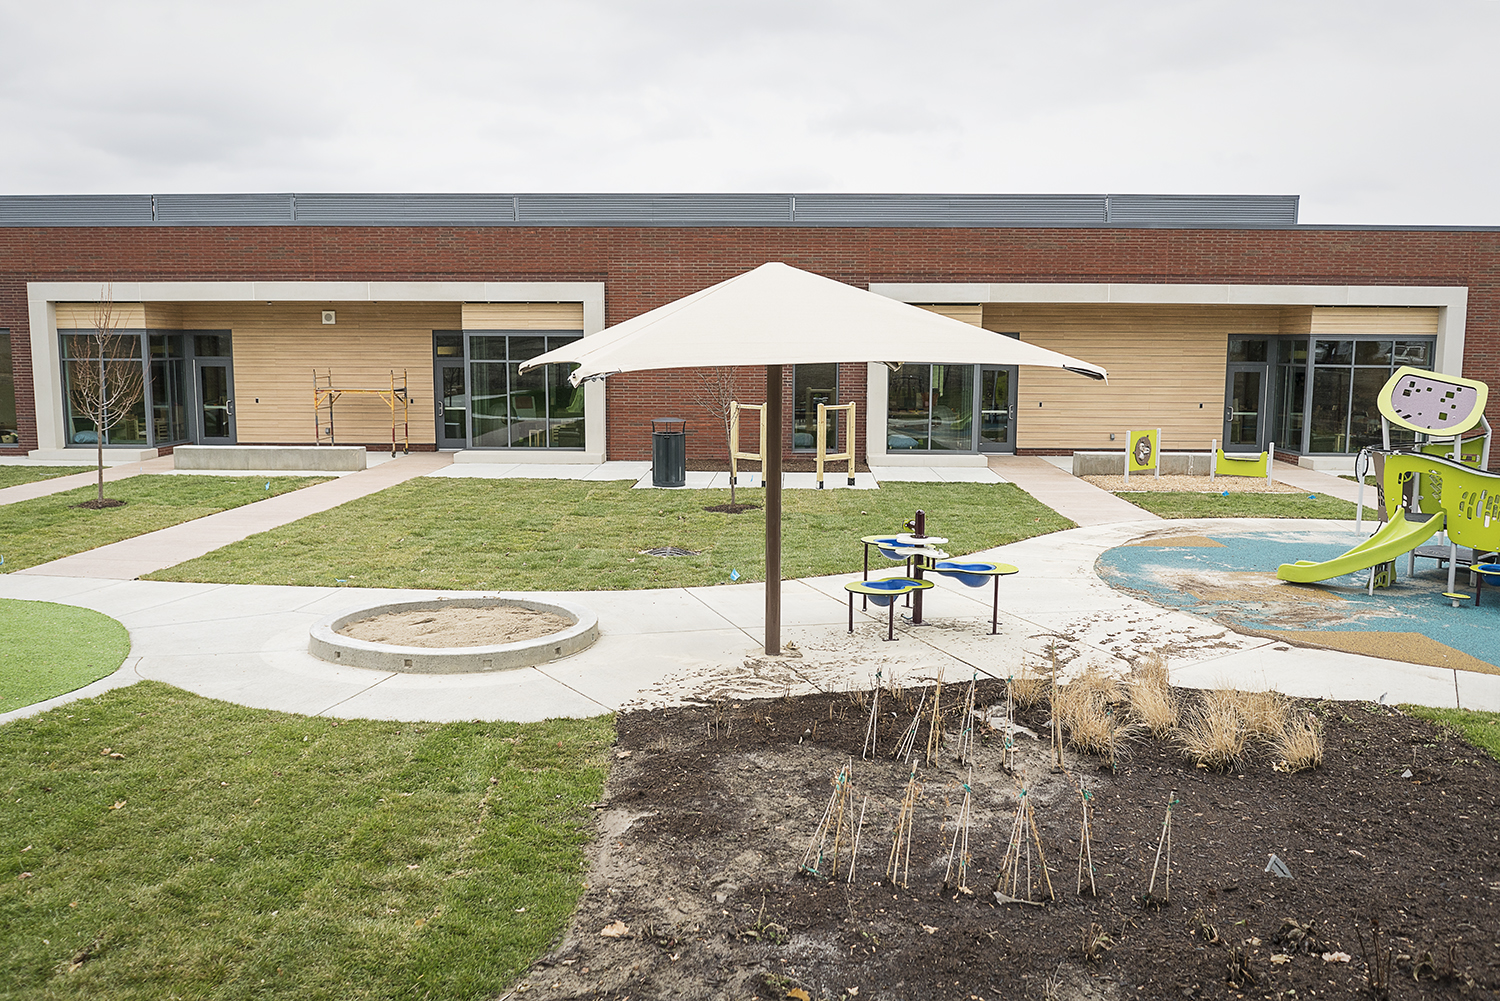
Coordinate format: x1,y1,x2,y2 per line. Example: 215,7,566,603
15,452,452,580
988,455,1164,526
7,518,1496,726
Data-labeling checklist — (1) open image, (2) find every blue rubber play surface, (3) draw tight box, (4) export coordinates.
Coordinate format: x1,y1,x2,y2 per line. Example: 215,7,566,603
1097,527,1500,674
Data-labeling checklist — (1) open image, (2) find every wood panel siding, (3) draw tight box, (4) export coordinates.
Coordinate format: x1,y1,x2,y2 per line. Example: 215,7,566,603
55,303,147,329
914,304,984,326
461,303,584,330
981,303,1287,453
1308,306,1440,335
174,302,460,445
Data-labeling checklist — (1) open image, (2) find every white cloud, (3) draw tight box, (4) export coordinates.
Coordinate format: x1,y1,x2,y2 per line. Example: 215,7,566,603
0,0,1496,223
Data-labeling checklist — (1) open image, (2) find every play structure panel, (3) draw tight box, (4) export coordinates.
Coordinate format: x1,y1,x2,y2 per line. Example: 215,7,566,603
1378,366,1488,437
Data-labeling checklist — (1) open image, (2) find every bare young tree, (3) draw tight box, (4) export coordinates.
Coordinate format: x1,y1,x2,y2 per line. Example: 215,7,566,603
68,285,144,507
691,365,747,507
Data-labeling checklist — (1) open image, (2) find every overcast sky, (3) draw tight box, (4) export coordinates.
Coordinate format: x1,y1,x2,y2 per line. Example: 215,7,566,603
2,0,1496,225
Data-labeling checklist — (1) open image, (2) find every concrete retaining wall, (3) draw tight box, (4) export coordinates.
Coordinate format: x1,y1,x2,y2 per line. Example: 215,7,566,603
1071,451,1214,476
174,445,367,471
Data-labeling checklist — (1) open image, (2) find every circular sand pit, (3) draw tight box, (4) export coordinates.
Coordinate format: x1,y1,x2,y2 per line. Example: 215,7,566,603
309,596,598,674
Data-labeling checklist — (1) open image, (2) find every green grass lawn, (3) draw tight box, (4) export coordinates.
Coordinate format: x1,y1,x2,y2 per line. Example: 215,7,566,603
150,479,1073,590
1115,491,1373,520
1403,705,1500,761
0,682,611,1000
0,467,88,490
0,601,130,713
0,476,329,572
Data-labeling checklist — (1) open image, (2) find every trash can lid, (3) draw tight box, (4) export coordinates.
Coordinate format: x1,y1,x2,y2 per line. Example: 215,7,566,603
651,417,687,432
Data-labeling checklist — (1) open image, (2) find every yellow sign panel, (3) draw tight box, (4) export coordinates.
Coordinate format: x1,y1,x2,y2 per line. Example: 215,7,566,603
1127,429,1159,473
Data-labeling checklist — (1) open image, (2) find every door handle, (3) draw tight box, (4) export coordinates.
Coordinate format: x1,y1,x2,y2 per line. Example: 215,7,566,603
1225,406,1233,421
227,399,234,417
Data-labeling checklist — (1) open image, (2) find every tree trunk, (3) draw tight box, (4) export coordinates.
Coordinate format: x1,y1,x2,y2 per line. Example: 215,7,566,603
96,355,106,505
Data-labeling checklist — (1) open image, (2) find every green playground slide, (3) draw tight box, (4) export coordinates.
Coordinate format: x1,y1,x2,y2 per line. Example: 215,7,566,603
1275,509,1446,583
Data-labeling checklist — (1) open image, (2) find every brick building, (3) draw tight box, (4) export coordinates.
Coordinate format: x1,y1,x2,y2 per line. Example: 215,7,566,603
2,192,1495,471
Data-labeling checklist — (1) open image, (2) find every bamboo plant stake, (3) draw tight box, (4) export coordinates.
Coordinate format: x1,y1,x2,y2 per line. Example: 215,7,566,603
1076,784,1097,896
896,690,927,763
924,668,947,766
1146,788,1178,904
943,768,975,892
998,782,1056,903
861,671,882,760
886,764,922,887
847,795,869,885
1002,674,1017,773
1050,656,1065,774
954,674,978,766
800,761,853,879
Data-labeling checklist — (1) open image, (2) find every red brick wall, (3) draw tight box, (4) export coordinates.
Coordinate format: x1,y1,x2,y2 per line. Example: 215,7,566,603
2,224,1496,458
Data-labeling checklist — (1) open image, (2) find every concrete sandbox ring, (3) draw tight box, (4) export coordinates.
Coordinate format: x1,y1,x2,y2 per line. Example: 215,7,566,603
308,596,600,674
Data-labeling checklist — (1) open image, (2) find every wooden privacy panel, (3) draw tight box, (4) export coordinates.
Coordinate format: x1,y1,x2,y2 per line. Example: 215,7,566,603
983,303,1286,453
175,302,460,445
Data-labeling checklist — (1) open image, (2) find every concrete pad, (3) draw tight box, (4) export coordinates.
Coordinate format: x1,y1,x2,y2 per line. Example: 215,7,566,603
327,668,611,722
684,579,848,630
174,445,367,471
1170,643,1470,708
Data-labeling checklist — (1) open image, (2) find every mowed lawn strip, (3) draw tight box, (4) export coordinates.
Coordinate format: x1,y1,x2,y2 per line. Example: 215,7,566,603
150,479,1073,590
1404,705,1500,762
0,475,329,572
1115,491,1371,520
0,467,90,490
0,601,131,712
0,682,611,1001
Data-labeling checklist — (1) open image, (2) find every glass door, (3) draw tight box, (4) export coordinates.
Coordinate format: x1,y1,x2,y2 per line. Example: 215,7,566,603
1224,363,1269,452
434,360,468,449
194,358,236,444
977,366,1017,453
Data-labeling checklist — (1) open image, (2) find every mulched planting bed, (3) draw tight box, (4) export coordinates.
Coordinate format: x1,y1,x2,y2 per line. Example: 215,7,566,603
515,681,1500,1000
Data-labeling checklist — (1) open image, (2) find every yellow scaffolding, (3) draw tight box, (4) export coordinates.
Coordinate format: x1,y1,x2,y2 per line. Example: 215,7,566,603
313,369,410,456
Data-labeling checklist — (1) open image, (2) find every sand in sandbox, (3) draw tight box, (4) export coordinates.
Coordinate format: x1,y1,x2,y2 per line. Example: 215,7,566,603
338,606,572,648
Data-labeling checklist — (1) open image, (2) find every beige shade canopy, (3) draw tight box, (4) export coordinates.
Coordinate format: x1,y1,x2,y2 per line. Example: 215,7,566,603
518,261,1108,657
519,262,1108,383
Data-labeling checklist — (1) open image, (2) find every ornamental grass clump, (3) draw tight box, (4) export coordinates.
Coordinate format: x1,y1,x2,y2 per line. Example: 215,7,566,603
1053,667,1137,768
1177,690,1251,772
1270,713,1325,772
1126,655,1180,738
1007,662,1048,709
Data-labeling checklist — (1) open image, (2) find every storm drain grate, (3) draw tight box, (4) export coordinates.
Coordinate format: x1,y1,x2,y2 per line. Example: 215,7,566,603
641,546,700,557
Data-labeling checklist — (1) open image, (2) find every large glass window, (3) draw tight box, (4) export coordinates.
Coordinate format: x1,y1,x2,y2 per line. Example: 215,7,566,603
792,363,838,452
467,331,582,449
1269,334,1435,453
150,334,190,443
61,331,147,445
0,330,16,445
60,328,227,447
886,363,975,451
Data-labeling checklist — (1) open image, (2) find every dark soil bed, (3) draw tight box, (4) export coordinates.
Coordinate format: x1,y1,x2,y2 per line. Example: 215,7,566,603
515,683,1500,1000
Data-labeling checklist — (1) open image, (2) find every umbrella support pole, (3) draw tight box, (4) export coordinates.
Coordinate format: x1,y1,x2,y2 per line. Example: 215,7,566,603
765,364,783,656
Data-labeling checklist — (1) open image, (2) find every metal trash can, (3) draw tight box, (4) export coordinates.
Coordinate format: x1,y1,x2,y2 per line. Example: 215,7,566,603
651,417,687,488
